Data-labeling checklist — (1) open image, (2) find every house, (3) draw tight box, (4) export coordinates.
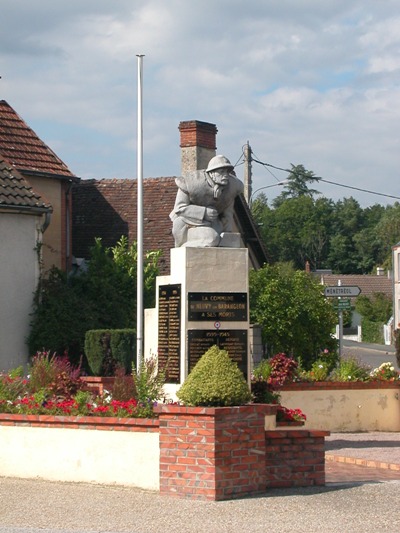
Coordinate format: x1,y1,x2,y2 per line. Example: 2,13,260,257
315,269,394,342
72,120,268,273
316,271,393,302
0,100,79,272
0,159,52,371
392,244,400,332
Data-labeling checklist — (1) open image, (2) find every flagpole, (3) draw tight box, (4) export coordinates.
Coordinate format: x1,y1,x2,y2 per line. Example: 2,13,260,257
136,54,144,372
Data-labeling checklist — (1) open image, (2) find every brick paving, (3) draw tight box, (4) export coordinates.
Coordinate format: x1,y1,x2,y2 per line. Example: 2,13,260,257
325,456,400,483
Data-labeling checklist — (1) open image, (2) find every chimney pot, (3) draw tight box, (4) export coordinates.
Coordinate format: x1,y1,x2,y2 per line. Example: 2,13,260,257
179,120,217,175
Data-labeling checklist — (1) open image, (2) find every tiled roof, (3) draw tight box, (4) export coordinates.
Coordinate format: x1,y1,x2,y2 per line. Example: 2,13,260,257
0,100,75,177
0,159,52,212
72,178,176,274
317,273,393,300
72,177,268,275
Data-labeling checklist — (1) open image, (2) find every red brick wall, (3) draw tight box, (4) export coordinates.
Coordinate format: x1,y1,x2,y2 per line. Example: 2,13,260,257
156,404,277,501
265,429,329,488
179,120,217,149
0,413,158,432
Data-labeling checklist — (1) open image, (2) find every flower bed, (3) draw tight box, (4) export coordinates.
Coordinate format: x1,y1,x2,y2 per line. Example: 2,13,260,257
0,405,329,500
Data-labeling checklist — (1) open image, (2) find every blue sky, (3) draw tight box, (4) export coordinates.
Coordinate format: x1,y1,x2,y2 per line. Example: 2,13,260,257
1,0,399,206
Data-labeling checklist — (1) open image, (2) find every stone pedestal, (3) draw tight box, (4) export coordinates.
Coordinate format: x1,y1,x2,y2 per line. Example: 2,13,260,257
144,246,250,399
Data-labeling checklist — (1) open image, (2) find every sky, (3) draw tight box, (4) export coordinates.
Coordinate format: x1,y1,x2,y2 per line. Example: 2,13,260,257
1,0,399,207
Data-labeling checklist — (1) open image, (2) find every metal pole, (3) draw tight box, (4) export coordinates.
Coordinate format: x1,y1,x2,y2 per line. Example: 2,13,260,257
136,54,144,371
338,279,343,358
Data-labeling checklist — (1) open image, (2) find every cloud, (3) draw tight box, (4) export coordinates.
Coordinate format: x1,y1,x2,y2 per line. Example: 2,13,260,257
0,0,399,205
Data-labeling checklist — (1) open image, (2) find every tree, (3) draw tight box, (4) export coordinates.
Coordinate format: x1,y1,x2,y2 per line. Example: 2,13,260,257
28,238,161,366
273,164,320,207
249,264,337,369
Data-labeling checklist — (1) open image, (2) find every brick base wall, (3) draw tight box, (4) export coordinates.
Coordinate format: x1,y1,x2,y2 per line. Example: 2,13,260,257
156,404,277,501
265,429,329,488
0,408,330,499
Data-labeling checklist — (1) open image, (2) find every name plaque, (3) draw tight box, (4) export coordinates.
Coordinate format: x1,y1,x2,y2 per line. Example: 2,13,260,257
188,292,247,321
158,284,181,383
187,329,248,379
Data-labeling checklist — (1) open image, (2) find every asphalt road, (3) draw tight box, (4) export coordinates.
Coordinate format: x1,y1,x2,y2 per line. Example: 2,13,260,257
342,340,399,370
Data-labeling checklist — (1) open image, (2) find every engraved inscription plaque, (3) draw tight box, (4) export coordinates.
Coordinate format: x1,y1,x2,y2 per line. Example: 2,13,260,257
158,284,181,383
187,329,248,379
188,292,247,321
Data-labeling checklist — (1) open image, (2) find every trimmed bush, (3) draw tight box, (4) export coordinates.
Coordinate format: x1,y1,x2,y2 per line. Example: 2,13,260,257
177,345,252,407
361,318,384,344
84,329,136,376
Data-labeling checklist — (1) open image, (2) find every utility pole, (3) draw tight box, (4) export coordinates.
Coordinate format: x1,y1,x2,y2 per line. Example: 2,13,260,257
243,141,252,204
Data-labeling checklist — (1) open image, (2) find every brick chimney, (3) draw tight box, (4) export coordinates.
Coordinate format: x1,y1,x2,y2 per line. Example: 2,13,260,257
179,120,217,174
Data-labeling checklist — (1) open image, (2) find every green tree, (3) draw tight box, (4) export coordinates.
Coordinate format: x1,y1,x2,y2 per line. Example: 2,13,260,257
273,164,320,206
28,238,161,366
355,293,392,323
375,203,400,269
249,264,337,368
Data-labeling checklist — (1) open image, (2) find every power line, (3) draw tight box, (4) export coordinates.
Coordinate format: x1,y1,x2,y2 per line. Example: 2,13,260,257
252,158,400,201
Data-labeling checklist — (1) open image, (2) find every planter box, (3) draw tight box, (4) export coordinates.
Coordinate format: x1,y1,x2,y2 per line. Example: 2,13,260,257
280,381,400,432
265,429,328,488
0,413,160,489
0,405,330,500
155,404,277,501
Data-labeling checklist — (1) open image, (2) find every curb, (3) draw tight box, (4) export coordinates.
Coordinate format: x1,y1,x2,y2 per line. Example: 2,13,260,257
326,453,400,472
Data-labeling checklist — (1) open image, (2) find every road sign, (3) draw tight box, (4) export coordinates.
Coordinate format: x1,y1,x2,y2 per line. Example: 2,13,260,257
324,286,361,297
335,298,352,310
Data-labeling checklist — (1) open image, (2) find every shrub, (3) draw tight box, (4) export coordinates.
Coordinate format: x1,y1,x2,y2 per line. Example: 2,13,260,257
395,330,400,368
132,355,166,405
251,359,280,403
370,362,400,381
269,353,299,386
84,329,136,376
28,351,82,397
110,365,137,401
251,378,280,404
361,318,384,344
0,368,27,402
177,345,252,407
330,357,371,382
252,359,272,380
300,359,331,382
28,238,161,365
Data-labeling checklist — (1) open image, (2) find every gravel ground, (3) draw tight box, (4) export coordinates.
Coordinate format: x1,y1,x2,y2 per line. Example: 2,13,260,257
1,476,400,533
326,432,400,465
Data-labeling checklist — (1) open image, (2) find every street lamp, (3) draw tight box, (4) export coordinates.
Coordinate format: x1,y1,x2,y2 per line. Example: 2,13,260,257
249,179,289,207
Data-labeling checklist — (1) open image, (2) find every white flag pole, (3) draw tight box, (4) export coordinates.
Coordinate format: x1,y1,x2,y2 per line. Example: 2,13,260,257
136,54,144,372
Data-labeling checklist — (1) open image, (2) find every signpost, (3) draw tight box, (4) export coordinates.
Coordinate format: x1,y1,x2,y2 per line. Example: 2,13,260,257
324,286,361,297
324,285,361,358
335,298,352,310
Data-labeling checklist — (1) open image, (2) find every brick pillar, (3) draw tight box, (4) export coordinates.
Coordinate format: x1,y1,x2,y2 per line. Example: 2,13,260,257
264,429,329,488
179,120,217,175
156,404,277,501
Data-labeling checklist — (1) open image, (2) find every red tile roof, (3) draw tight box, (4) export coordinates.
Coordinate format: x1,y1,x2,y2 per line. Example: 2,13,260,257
72,178,176,274
0,159,52,212
0,100,75,177
72,177,268,275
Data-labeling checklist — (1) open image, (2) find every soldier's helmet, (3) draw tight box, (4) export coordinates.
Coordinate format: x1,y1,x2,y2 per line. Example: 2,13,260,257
206,155,234,173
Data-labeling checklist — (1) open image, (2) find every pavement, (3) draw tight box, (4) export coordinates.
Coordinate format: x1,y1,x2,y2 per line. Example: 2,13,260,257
325,431,400,484
1,432,400,533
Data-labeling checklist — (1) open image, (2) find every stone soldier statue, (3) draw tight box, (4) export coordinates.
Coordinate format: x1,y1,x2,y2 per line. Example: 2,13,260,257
170,155,244,247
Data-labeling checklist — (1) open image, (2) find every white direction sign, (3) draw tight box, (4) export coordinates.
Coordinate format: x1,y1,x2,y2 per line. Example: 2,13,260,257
324,286,361,297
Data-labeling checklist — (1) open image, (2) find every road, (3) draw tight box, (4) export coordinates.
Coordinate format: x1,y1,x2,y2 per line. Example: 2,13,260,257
342,339,399,371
